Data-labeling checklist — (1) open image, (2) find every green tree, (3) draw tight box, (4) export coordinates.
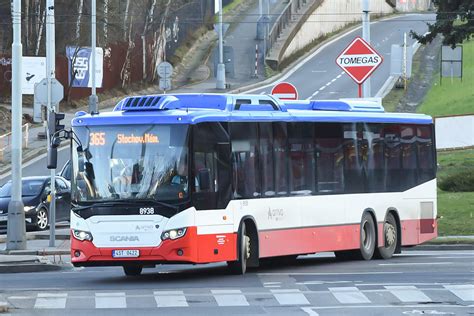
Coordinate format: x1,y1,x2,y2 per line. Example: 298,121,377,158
411,0,474,47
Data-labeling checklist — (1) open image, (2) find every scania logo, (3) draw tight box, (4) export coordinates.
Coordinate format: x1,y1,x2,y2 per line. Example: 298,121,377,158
110,235,139,242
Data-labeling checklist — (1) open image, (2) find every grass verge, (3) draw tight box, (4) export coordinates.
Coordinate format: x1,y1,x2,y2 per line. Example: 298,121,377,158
436,148,474,236
418,39,474,116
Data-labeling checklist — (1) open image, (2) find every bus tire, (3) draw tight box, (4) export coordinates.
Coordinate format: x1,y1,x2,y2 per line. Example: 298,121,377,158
123,265,142,276
359,212,376,260
375,212,398,259
227,222,250,275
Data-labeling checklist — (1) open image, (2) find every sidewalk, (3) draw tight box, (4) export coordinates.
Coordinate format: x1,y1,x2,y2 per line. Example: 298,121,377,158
0,226,71,273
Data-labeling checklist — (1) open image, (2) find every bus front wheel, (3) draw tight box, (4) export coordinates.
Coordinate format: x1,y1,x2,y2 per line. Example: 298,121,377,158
123,265,143,276
227,222,250,275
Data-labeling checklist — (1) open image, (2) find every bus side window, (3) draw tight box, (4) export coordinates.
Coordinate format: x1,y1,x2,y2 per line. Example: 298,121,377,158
192,123,231,210
288,123,315,195
231,123,260,199
259,123,275,197
417,125,435,183
315,123,344,193
383,125,402,192
401,125,418,190
273,122,288,196
364,124,385,192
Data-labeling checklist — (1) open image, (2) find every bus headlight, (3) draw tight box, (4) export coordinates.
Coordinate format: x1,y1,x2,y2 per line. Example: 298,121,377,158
161,228,187,241
72,229,93,242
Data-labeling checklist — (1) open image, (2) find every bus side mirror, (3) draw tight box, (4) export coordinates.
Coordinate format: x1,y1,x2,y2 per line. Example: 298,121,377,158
198,168,211,191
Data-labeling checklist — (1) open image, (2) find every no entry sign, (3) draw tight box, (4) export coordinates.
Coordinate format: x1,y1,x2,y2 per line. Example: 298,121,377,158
271,82,299,100
336,37,383,92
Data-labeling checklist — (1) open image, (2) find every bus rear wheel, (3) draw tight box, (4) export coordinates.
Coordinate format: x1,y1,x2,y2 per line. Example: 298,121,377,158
359,212,376,260
375,213,398,259
227,222,250,275
123,265,143,276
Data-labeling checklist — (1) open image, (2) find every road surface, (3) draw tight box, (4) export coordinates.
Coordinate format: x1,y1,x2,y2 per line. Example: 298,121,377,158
0,249,472,315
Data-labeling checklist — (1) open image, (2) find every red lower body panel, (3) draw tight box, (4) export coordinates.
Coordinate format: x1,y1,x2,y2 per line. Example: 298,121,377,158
72,218,436,266
259,218,437,258
71,226,237,266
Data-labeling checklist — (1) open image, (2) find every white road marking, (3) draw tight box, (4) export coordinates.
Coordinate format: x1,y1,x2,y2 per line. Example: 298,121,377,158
318,86,326,91
95,292,127,309
336,74,342,79
331,78,337,83
329,287,371,304
34,293,67,309
260,91,266,94
385,286,432,302
325,82,332,87
444,284,474,301
259,272,402,276
211,289,249,306
297,281,353,285
154,290,188,307
311,70,327,73
0,145,68,181
302,304,469,313
301,306,320,315
271,289,310,305
379,262,453,266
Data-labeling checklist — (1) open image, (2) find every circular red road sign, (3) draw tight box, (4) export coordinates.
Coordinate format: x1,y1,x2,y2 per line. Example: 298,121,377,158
271,82,299,100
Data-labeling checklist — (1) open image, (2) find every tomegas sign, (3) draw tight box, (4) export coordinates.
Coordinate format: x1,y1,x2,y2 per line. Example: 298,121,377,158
336,37,383,84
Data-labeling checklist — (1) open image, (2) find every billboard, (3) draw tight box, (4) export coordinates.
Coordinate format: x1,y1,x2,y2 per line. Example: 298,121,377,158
66,46,103,88
22,56,46,94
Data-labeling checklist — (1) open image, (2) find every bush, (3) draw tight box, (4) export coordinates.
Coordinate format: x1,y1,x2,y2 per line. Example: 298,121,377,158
438,171,474,192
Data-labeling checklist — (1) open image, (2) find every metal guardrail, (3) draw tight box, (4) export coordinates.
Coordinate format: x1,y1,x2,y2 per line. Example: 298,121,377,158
0,123,30,162
266,0,308,55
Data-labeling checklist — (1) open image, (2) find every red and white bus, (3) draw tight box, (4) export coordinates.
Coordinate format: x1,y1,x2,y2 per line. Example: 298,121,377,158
67,94,437,275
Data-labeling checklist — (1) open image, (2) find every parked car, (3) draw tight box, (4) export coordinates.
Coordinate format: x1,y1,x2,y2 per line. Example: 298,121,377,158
0,176,71,231
59,160,71,181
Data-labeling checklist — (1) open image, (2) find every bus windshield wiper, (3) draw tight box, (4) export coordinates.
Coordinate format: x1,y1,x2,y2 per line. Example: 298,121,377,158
73,199,179,212
122,198,179,212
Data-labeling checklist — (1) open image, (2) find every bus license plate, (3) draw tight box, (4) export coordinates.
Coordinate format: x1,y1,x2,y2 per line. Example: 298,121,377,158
112,250,140,258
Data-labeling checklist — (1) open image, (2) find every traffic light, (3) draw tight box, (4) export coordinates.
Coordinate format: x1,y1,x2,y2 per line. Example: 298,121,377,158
47,111,65,137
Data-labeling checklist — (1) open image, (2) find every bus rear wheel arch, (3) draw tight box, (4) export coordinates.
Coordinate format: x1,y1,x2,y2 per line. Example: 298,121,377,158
335,211,376,261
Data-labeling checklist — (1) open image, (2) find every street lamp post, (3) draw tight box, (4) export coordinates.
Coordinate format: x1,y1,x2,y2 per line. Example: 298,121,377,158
89,0,98,113
7,0,27,251
362,0,371,98
216,0,226,90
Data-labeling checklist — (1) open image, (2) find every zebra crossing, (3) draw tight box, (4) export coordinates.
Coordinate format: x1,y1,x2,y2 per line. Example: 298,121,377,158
4,284,473,310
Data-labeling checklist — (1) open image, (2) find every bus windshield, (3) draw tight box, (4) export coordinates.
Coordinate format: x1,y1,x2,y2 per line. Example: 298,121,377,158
71,124,189,203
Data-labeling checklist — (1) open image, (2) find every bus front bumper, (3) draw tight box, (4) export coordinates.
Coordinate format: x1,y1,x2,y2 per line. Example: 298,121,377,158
71,226,237,267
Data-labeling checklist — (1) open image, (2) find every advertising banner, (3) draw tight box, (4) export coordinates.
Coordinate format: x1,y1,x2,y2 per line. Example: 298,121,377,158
66,46,103,88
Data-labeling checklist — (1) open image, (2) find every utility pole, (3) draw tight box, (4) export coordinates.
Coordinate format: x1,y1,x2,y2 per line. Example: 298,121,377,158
46,0,57,247
362,0,371,98
216,0,226,90
89,0,98,113
7,0,26,251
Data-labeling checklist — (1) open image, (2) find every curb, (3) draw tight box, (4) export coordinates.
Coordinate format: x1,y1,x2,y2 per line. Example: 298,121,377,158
410,244,474,251
0,262,70,274
0,249,70,256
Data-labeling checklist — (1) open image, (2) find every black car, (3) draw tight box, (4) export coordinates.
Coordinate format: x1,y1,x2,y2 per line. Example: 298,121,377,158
0,176,71,231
